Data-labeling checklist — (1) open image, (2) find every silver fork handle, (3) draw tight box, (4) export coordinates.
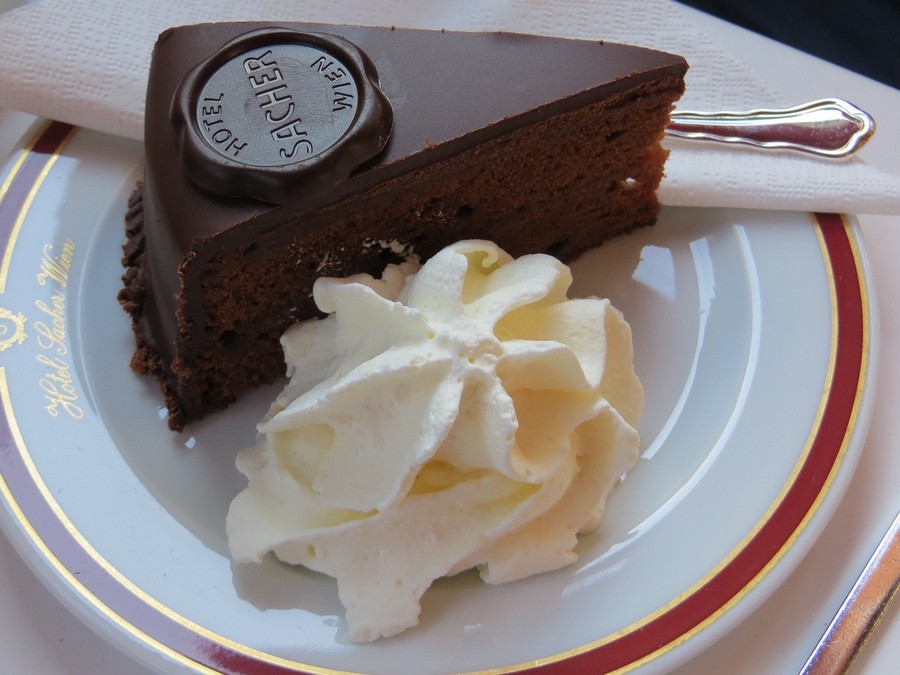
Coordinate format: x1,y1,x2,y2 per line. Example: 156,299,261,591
667,98,875,158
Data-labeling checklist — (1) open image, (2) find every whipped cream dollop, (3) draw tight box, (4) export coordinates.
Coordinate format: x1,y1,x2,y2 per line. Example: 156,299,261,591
226,240,643,642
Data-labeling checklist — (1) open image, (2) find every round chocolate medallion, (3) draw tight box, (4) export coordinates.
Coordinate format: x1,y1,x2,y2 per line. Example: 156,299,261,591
173,29,393,204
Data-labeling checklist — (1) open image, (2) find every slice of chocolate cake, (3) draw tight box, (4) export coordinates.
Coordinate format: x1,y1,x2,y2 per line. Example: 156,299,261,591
119,22,687,431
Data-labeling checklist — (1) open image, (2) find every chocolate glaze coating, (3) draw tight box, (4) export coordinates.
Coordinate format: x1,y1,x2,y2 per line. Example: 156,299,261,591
130,22,687,427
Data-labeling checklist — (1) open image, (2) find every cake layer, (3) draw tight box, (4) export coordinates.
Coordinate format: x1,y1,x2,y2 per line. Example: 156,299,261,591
120,22,687,429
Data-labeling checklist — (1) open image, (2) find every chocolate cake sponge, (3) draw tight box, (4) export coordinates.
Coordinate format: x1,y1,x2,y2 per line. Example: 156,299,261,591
119,22,687,431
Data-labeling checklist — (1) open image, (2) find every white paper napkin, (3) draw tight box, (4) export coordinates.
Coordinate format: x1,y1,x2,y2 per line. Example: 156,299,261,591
1,0,899,214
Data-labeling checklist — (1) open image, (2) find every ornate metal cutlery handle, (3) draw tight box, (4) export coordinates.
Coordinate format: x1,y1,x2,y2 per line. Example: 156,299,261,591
667,98,875,158
800,509,900,674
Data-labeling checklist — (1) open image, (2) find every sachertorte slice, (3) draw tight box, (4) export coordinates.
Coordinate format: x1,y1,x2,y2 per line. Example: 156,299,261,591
119,22,687,430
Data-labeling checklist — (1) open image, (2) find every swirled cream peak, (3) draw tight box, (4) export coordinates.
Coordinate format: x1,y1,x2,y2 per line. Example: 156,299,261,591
226,240,643,642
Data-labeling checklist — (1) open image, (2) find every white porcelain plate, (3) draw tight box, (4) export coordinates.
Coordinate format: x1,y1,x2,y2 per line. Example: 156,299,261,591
0,115,876,674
